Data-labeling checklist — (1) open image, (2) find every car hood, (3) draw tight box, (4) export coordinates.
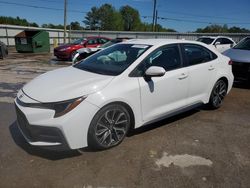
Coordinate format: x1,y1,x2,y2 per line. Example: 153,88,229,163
223,48,250,63
23,66,114,103
55,44,72,50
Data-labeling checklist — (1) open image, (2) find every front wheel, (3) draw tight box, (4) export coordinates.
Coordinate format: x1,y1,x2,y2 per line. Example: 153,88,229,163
208,80,227,109
88,104,131,150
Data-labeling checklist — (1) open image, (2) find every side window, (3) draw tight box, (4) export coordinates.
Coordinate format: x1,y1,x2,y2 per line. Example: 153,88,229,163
99,38,109,44
131,45,182,76
183,44,216,66
214,38,222,45
87,39,97,45
222,38,233,44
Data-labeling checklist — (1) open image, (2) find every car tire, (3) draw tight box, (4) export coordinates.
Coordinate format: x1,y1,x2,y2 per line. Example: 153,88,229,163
88,104,131,150
208,79,227,109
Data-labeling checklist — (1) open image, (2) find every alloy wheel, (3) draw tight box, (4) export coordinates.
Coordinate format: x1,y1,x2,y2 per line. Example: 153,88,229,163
211,80,227,108
94,108,129,147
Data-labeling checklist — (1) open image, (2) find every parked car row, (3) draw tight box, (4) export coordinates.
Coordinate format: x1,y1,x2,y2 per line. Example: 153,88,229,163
72,37,131,64
54,36,110,60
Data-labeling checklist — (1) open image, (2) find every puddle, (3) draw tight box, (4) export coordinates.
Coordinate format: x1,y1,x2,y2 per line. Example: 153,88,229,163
155,152,213,168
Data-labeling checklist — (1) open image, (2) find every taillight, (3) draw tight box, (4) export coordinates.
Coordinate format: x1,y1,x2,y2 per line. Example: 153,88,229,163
228,60,233,65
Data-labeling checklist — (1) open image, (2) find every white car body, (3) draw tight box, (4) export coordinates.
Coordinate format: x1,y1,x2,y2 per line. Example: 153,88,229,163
197,36,236,53
15,39,234,150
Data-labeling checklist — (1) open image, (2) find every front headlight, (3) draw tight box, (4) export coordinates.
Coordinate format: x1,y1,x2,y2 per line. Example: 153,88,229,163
52,96,87,118
17,96,87,118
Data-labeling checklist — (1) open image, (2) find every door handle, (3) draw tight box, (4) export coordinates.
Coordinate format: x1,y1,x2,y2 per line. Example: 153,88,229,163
178,73,188,80
208,66,215,71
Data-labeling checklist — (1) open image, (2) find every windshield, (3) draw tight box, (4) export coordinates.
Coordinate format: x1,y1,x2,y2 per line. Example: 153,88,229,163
197,37,214,45
74,43,151,76
100,40,116,48
100,39,125,48
233,38,250,50
72,38,86,45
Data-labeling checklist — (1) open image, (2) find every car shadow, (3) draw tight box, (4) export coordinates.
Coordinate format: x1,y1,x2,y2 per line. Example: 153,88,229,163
49,57,71,65
9,121,81,160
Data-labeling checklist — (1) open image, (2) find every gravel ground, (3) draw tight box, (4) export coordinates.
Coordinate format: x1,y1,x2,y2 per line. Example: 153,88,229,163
0,51,250,188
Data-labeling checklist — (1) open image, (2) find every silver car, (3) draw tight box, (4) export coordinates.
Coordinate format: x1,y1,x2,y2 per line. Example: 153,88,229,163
223,37,250,82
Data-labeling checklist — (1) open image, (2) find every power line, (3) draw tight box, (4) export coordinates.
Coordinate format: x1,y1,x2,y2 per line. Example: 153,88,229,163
0,1,87,14
157,9,246,22
142,15,250,25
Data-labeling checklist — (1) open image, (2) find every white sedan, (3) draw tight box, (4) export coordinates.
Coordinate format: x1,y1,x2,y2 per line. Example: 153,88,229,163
197,36,236,53
15,39,234,150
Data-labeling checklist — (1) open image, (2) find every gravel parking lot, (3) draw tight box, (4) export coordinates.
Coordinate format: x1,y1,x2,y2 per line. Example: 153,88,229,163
0,51,250,188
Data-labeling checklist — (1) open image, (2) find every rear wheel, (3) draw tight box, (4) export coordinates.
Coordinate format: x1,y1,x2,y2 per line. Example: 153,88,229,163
208,79,227,109
88,104,131,150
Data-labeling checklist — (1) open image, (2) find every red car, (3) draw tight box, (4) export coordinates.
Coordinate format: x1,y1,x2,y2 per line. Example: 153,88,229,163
54,36,110,60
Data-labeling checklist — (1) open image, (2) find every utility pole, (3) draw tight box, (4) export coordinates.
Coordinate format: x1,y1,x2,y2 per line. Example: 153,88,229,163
152,0,156,32
155,10,158,32
63,0,67,44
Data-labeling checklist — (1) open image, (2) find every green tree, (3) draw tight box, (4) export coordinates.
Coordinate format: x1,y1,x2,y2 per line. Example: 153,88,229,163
120,5,141,31
83,7,101,30
195,24,250,33
69,21,82,30
98,4,123,31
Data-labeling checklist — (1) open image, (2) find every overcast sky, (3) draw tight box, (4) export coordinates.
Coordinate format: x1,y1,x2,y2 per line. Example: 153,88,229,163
0,0,250,32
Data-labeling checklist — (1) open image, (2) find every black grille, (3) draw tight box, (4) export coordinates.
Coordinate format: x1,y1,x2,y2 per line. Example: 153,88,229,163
15,104,33,139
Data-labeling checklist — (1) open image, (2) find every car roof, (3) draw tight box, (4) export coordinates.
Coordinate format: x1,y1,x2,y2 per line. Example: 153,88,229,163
199,36,233,40
123,38,203,46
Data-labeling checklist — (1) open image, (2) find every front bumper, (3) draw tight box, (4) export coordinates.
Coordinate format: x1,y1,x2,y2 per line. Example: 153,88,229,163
14,94,99,150
54,49,70,59
15,103,70,150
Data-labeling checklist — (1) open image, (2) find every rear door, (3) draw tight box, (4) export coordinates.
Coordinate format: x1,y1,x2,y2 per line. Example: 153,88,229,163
182,44,218,105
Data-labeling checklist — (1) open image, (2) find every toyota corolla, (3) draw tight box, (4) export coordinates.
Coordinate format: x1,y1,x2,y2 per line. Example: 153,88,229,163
15,39,234,150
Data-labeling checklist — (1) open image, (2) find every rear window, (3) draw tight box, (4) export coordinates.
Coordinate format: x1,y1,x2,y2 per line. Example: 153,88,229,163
184,44,217,66
233,38,250,50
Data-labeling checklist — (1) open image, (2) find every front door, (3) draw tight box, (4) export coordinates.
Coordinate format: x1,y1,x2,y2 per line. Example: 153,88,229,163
137,44,189,123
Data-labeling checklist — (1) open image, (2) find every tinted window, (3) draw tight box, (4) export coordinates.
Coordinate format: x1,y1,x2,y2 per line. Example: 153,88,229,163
131,45,181,76
87,39,98,45
74,44,151,76
197,37,214,45
99,38,109,44
72,38,86,45
184,44,217,66
214,38,223,44
221,38,233,44
233,38,250,50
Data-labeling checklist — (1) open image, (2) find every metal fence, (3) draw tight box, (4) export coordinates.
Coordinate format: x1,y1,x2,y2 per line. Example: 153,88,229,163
1,24,249,46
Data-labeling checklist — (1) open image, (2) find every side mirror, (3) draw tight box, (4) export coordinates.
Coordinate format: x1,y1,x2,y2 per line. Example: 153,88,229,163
145,66,166,77
215,42,221,47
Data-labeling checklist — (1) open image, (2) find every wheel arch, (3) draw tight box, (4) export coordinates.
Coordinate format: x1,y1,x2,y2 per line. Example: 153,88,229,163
217,76,229,92
100,101,136,131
